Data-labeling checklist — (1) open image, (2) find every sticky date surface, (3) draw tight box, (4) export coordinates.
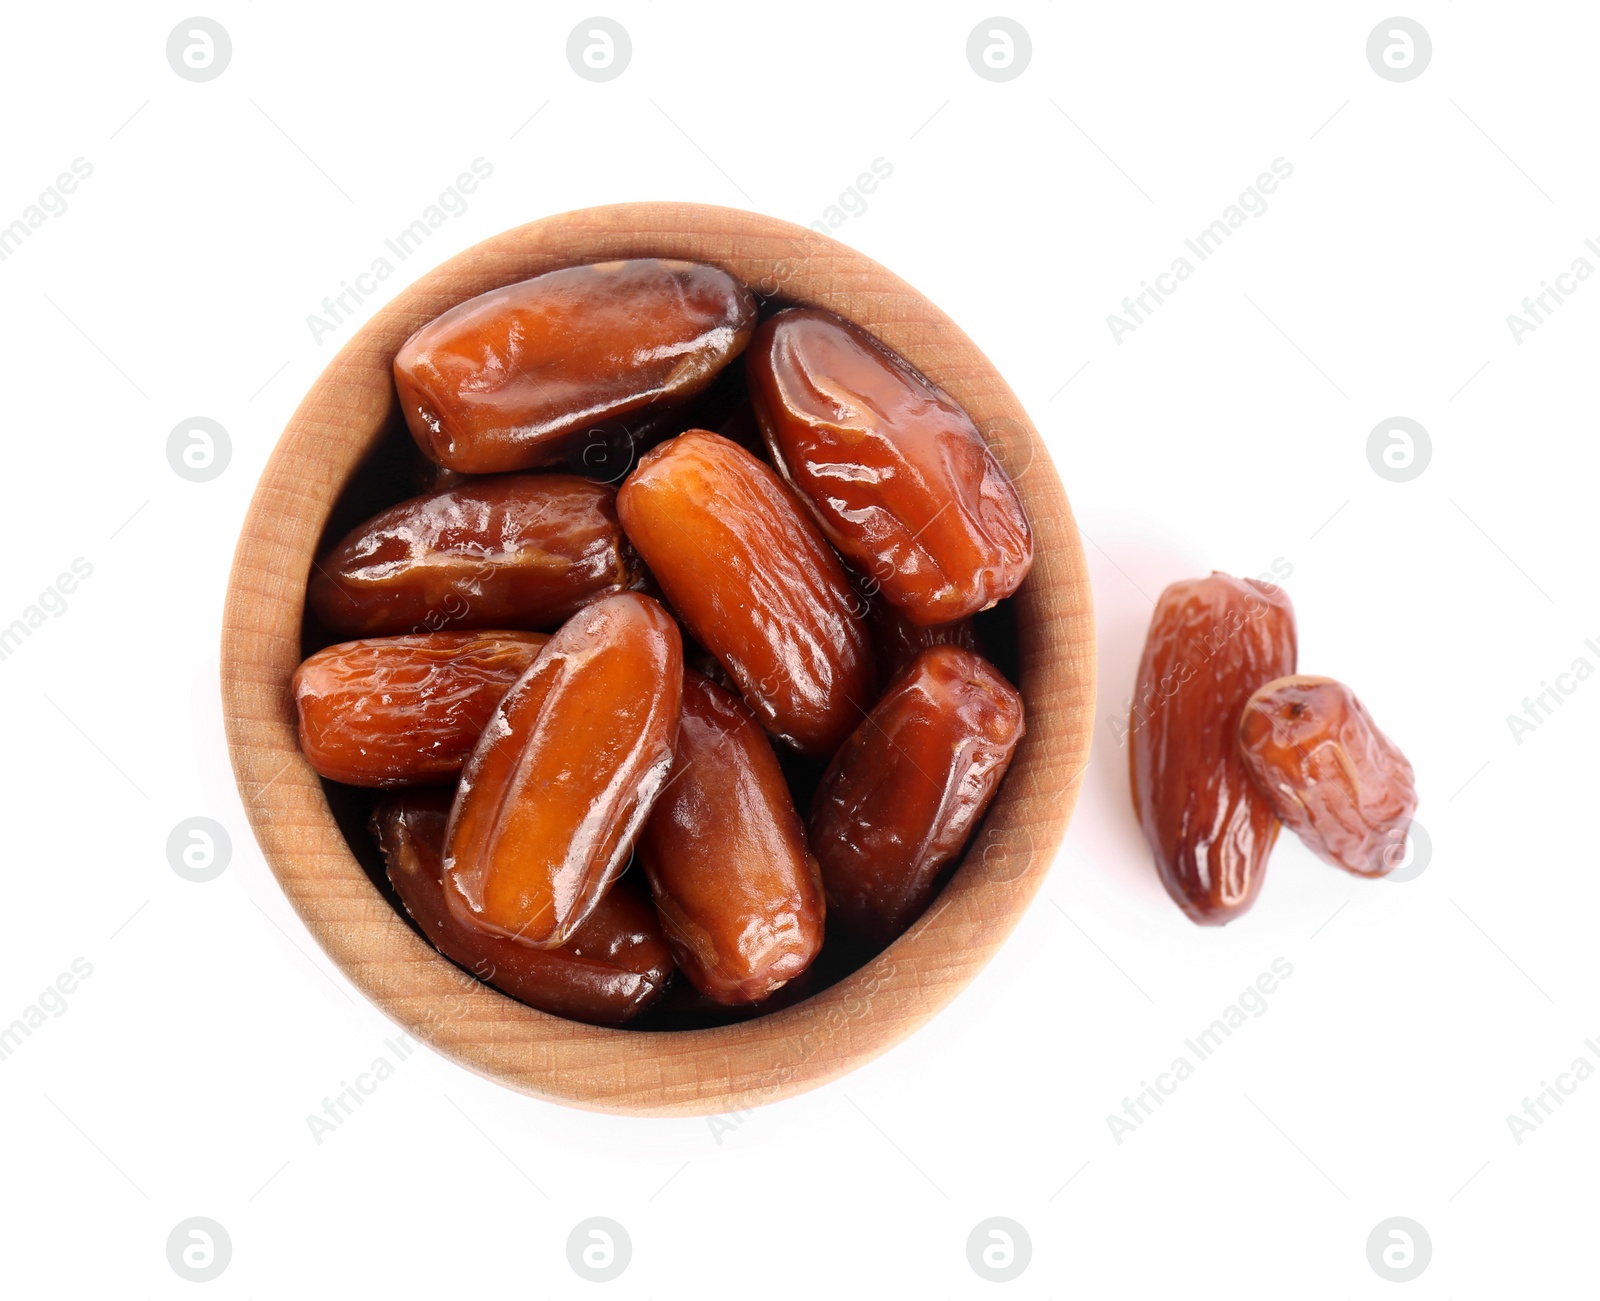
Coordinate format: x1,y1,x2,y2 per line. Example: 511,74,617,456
442,592,683,948
293,631,547,787
616,429,875,757
395,259,757,473
1129,573,1297,925
308,474,639,638
810,645,1024,948
1238,675,1417,877
637,671,824,1004
747,308,1032,626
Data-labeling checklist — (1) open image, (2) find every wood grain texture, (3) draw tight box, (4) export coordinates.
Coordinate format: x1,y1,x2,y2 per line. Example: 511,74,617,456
220,202,1096,1116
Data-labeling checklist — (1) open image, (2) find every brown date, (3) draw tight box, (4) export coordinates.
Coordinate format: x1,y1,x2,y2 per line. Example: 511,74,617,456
292,631,547,787
443,592,683,948
870,598,980,681
810,645,1024,948
1238,675,1418,877
637,671,825,1005
395,259,757,473
1129,573,1297,925
307,474,639,638
372,790,673,1024
615,429,876,757
746,308,1033,626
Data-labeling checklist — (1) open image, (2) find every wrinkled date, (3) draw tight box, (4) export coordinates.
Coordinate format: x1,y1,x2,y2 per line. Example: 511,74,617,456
395,259,757,473
1130,573,1297,925
637,671,825,1004
870,599,980,681
373,790,674,1024
293,631,547,787
1238,675,1417,877
747,308,1033,626
443,592,683,948
810,645,1025,948
616,429,876,757
307,474,639,638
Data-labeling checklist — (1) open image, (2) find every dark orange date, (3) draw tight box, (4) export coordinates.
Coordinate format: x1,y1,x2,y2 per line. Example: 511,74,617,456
747,308,1033,626
307,474,639,638
443,592,683,948
637,671,825,1005
292,631,547,787
395,259,756,473
1238,675,1418,877
1129,573,1297,925
616,429,876,757
810,645,1024,948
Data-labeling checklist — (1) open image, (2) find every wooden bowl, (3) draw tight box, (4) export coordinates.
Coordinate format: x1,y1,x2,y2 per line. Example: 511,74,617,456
221,202,1095,1116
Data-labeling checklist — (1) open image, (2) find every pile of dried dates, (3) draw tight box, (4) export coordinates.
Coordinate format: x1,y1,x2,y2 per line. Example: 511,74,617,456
293,258,1033,1026
1130,573,1418,924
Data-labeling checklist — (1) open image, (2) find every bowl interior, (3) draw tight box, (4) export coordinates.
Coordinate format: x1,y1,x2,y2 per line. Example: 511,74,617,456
221,202,1096,1115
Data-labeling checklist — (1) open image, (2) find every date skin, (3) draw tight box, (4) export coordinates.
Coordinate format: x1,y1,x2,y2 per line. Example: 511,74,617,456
747,308,1033,626
1238,675,1417,877
443,593,683,948
616,429,876,757
395,259,757,473
372,790,673,1024
293,631,547,787
637,671,825,1005
870,598,980,681
1129,574,1297,925
810,645,1024,949
307,474,640,639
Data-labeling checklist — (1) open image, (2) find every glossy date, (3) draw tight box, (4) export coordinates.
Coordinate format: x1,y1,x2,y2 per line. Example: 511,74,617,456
637,671,825,1004
616,429,876,757
1129,573,1297,925
293,631,547,787
747,308,1033,626
1238,675,1417,877
810,645,1024,948
307,474,639,638
442,592,683,948
395,259,757,473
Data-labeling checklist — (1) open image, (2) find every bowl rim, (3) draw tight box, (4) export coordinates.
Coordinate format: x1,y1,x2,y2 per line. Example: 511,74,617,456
220,201,1096,1116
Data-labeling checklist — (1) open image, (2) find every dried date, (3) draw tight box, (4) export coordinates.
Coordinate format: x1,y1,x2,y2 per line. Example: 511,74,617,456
747,308,1032,626
395,259,757,473
293,631,547,787
1238,675,1417,877
616,429,876,757
307,474,639,638
442,592,683,947
637,671,825,1004
1129,573,1297,924
810,645,1024,948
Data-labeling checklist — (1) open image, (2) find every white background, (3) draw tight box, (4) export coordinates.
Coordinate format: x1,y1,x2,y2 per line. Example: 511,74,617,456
1,3,1594,1295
